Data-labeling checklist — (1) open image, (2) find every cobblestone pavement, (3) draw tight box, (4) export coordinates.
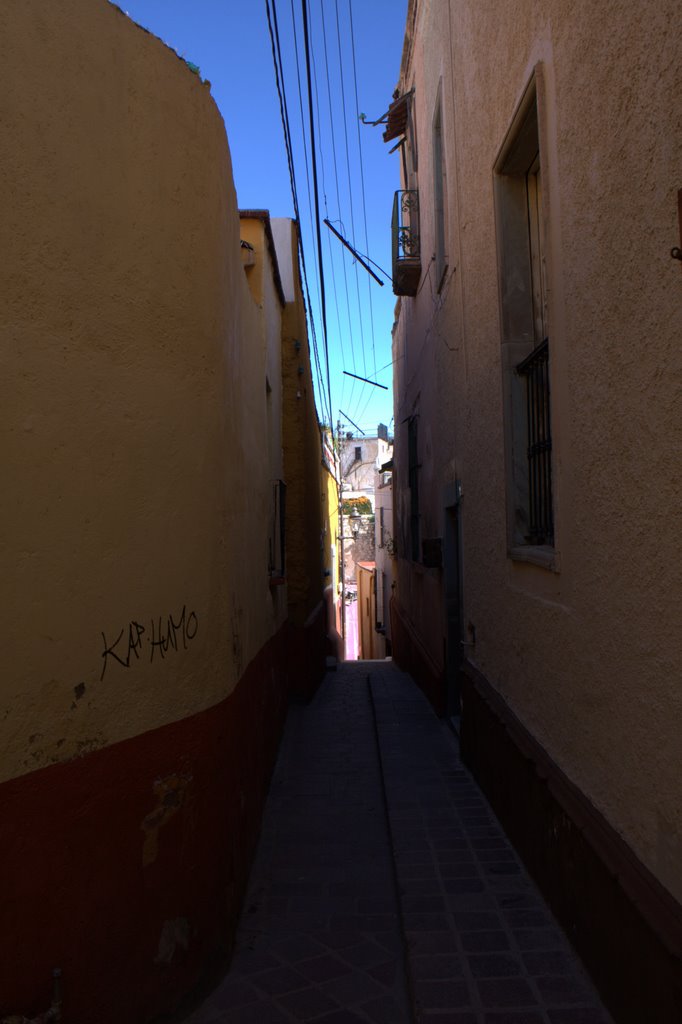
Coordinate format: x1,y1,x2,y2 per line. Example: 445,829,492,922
182,661,612,1024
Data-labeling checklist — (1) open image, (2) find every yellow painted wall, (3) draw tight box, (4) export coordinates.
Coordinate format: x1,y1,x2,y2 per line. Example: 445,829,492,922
0,0,286,783
271,219,325,628
323,458,340,596
322,453,342,647
393,0,682,901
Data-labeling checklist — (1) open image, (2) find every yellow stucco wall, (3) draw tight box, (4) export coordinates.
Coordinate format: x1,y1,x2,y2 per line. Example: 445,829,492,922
323,458,340,596
394,0,681,900
0,0,286,783
271,219,325,627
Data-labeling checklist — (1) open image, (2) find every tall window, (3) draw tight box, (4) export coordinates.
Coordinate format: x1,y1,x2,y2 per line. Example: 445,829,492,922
268,480,286,578
408,416,420,561
494,73,554,555
433,87,448,290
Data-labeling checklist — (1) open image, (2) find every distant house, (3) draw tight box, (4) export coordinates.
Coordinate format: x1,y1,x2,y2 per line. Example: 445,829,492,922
386,2,682,1022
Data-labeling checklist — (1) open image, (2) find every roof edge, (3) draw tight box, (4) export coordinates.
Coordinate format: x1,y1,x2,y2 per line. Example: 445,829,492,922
239,209,286,308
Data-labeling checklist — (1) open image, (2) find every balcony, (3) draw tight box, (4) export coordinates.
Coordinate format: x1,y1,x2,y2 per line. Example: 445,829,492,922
392,190,421,296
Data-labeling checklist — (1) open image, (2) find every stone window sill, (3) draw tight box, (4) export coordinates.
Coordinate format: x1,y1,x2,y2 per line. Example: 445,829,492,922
509,545,558,572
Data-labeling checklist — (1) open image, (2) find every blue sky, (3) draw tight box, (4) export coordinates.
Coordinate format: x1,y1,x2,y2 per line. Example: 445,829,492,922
117,0,408,437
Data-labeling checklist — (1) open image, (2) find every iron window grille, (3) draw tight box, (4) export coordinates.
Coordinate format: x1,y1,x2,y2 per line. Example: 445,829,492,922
516,339,553,545
268,479,286,578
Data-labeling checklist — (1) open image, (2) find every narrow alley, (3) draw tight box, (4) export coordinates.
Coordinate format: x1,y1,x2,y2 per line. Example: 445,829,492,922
181,662,610,1024
3,3,680,1023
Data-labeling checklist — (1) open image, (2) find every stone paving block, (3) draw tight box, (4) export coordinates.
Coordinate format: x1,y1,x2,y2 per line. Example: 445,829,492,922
296,955,354,984
360,994,409,1023
397,862,441,880
371,931,404,954
411,954,466,980
467,953,524,978
548,1010,612,1024
513,927,567,950
451,910,504,930
216,1001,293,1024
229,948,283,974
414,977,472,1010
251,964,311,996
475,976,538,1008
275,985,340,1020
406,929,459,954
504,908,552,928
308,1012,369,1024
357,897,396,914
366,959,399,986
439,861,483,879
320,968,386,1005
446,894,497,915
313,928,364,951
178,663,611,1024
460,930,511,953
442,877,486,895
267,933,329,963
484,1012,545,1023
521,950,576,975
400,878,448,896
420,1014,477,1024
495,892,539,910
535,975,593,1005
337,939,396,969
402,894,449,914
200,978,261,1010
483,862,523,876
405,911,454,931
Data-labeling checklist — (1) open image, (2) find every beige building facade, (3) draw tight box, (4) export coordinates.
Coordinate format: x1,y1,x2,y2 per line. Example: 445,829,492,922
1,3,325,1021
388,1,682,1020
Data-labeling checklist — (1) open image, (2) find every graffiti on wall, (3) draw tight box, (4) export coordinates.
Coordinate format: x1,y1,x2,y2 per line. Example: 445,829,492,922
100,606,198,680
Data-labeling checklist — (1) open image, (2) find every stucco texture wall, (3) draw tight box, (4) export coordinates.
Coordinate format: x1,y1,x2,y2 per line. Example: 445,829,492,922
272,220,325,627
1,3,290,1020
392,0,682,902
0,0,285,781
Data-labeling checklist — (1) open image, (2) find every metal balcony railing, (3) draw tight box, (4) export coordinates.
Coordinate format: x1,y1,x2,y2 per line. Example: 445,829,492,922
392,190,421,296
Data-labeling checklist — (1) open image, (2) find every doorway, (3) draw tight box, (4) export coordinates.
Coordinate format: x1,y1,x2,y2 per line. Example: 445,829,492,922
444,485,463,723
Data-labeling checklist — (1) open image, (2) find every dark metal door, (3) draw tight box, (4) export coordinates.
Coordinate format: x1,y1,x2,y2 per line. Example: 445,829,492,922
444,489,463,720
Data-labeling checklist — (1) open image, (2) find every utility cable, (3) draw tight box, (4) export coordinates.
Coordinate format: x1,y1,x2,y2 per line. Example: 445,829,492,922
265,0,332,427
301,0,333,428
311,29,347,375
334,0,367,376
320,0,358,386
348,0,378,379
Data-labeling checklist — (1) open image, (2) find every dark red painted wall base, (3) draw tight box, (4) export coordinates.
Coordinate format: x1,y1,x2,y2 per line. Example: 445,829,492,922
459,662,682,1024
390,596,446,715
0,627,291,1024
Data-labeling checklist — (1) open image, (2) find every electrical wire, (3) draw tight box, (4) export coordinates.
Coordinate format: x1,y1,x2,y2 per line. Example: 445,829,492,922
310,31,347,377
301,0,334,427
334,0,368,378
265,0,333,428
319,0,358,396
348,0,378,379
